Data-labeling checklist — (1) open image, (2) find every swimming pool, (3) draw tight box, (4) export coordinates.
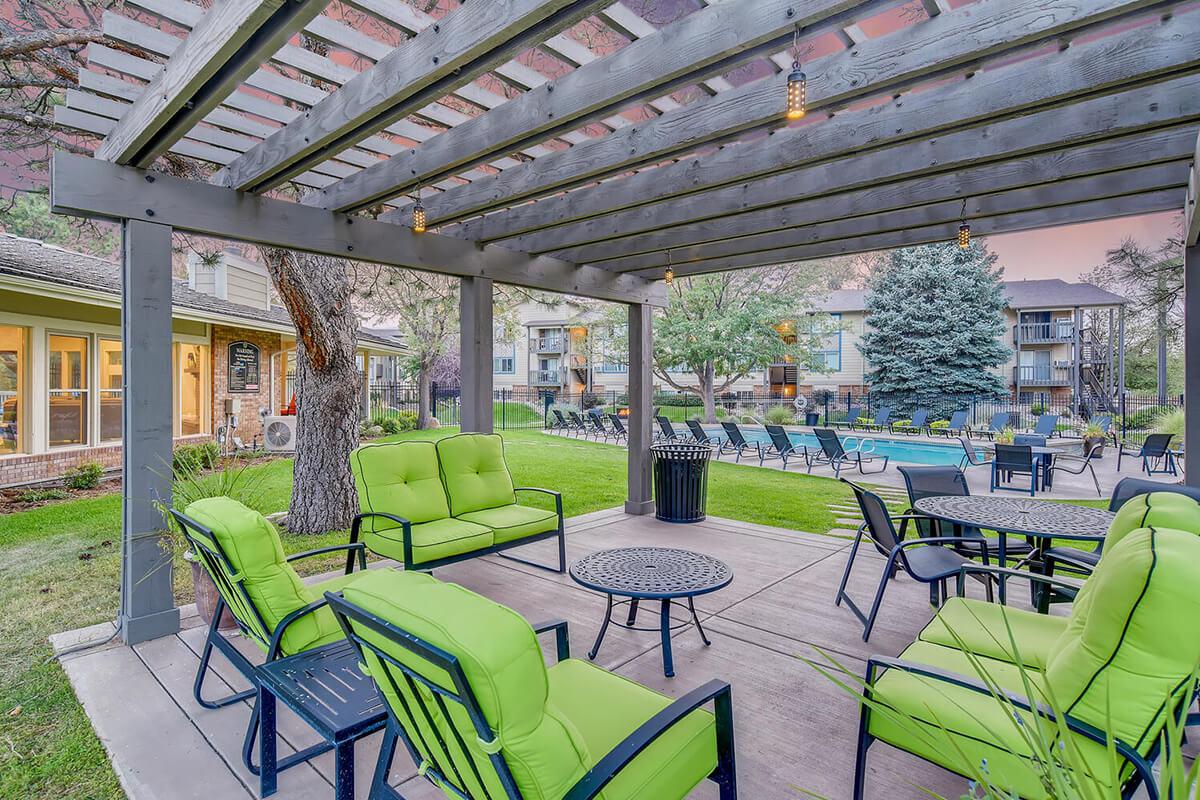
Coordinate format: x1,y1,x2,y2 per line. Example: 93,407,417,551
702,426,979,467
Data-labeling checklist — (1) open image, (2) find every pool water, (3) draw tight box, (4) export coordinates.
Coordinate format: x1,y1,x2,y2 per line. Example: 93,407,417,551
703,426,978,467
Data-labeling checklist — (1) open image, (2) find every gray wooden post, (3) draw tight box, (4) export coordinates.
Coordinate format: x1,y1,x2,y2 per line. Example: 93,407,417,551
1185,244,1199,488
459,276,494,433
120,219,180,644
625,303,653,515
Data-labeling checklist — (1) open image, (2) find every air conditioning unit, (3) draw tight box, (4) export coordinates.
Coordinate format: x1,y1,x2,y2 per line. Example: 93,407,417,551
262,415,297,452
1053,360,1072,369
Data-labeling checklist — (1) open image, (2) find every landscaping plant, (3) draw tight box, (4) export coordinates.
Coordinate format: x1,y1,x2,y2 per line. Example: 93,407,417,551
62,462,103,491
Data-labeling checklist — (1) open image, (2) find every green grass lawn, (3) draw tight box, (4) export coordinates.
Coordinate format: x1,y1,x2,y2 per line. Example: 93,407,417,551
0,427,1111,798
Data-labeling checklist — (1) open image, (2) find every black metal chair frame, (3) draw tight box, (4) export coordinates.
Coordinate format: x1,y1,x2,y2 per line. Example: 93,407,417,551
808,428,889,477
554,409,584,436
1045,440,1104,497
566,411,589,438
830,407,863,430
854,407,892,432
685,419,721,446
1116,433,1178,476
971,412,1011,441
930,410,970,438
351,488,566,575
587,410,615,442
715,421,764,462
956,435,991,471
852,563,1172,800
654,415,679,442
169,509,367,778
762,424,810,470
834,480,979,641
606,413,630,443
891,409,929,436
990,444,1038,496
325,595,738,800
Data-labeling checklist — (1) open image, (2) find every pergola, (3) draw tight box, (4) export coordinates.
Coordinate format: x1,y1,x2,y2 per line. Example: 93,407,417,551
47,0,1200,645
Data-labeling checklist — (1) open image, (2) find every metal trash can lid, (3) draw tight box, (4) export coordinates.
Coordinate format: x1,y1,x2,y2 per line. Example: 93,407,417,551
650,442,713,460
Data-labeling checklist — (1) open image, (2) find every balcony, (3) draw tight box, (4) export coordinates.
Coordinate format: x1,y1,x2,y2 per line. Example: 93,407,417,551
1014,320,1074,344
534,336,564,353
1014,365,1072,386
531,369,562,385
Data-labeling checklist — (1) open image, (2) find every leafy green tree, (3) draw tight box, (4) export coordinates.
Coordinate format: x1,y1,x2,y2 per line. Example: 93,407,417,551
858,241,1010,416
0,192,118,257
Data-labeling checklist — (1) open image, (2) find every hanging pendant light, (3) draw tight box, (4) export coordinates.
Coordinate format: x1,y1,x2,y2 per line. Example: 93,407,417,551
411,187,426,234
786,25,807,120
957,198,970,249
664,250,674,285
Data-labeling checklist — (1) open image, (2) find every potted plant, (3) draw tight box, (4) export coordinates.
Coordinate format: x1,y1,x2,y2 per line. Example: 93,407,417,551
1081,421,1108,458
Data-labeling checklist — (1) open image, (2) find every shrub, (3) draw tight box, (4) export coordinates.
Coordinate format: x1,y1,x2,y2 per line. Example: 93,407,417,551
173,441,219,473
652,392,700,408
1122,407,1167,431
16,488,69,503
740,414,758,425
1030,404,1047,416
63,462,104,490
380,417,402,435
1154,407,1185,445
764,406,797,425
394,410,418,431
713,406,728,419
929,420,949,430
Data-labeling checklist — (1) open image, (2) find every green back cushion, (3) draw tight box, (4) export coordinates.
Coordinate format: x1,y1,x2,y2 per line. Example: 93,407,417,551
1046,527,1200,753
436,434,517,516
351,442,451,531
1105,492,1200,551
184,497,326,654
342,570,587,799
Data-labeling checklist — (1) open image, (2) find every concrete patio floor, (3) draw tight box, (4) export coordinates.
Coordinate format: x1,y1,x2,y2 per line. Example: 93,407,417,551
55,508,1049,800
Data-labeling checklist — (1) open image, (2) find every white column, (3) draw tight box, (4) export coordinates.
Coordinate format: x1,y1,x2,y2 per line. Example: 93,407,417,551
460,277,494,433
626,303,654,515
120,219,180,644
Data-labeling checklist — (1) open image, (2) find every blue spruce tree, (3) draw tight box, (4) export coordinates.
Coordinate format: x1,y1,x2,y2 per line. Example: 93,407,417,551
858,241,1010,417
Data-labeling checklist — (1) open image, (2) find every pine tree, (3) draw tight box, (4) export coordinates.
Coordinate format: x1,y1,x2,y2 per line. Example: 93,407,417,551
858,241,1010,417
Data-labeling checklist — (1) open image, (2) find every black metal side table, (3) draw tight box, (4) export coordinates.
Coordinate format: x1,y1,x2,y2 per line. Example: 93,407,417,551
256,641,387,799
570,547,732,677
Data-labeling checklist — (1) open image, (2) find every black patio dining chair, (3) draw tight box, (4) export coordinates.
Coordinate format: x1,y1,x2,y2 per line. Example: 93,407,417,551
854,407,892,432
808,428,889,478
835,479,979,641
972,411,1010,440
654,415,680,441
930,409,970,438
1029,413,1060,438
606,413,630,443
896,465,1032,570
717,420,765,462
956,435,991,471
990,444,1038,496
762,424,811,470
1045,438,1104,497
831,406,862,430
891,409,929,436
685,418,721,446
1116,432,1178,476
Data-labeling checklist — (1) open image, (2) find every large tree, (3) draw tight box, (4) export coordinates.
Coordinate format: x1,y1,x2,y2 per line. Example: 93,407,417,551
858,241,1010,416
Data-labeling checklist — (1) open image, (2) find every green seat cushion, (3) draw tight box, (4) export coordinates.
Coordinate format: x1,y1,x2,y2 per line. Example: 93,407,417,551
341,569,588,800
184,496,341,656
546,658,717,800
351,441,453,533
365,516,493,565
458,504,558,544
918,596,1068,671
437,433,518,516
1103,491,1200,552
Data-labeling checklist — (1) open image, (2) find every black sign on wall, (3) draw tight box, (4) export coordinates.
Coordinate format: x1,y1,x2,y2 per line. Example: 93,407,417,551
228,341,261,393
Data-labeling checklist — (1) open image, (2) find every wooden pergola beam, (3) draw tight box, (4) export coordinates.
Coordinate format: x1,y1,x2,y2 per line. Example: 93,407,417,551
95,0,327,167
1186,129,1200,246
612,162,1187,274
396,0,1163,228
634,190,1180,278
304,0,865,213
472,20,1199,254
578,127,1198,270
213,0,609,193
50,153,666,306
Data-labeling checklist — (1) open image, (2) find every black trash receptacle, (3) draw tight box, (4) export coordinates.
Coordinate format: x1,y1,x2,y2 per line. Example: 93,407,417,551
651,442,712,523
805,411,820,426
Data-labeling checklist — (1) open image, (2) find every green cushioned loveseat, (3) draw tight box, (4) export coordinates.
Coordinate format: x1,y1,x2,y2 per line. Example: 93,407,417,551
324,568,737,799
350,433,566,573
852,495,1200,800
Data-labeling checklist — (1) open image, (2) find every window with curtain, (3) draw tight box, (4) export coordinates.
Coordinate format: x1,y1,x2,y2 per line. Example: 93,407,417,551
48,334,88,446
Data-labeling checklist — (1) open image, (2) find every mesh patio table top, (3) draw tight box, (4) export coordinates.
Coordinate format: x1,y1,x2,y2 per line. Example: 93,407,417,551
914,495,1114,541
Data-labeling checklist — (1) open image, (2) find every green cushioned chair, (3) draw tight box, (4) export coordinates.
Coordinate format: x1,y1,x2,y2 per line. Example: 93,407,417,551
853,525,1200,800
325,569,737,800
169,497,368,774
350,435,565,573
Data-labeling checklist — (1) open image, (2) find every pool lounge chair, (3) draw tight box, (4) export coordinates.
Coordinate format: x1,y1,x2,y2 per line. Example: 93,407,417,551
655,415,680,441
930,409,969,438
890,409,929,436
971,411,1010,440
551,409,580,435
606,413,630,443
1028,413,1060,438
567,411,589,438
830,407,862,430
1116,432,1178,476
808,428,889,478
587,409,614,441
717,421,766,463
763,424,811,470
685,418,721,446
854,408,892,432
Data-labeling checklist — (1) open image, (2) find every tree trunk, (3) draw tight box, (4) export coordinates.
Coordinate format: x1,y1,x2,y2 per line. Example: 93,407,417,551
261,248,360,534
1157,308,1168,404
416,364,432,429
700,361,717,422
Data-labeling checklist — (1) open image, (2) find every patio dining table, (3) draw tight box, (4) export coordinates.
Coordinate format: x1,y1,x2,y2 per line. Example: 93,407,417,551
914,495,1113,604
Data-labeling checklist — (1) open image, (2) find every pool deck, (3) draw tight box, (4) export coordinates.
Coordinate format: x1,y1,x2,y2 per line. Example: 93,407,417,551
54,508,1001,800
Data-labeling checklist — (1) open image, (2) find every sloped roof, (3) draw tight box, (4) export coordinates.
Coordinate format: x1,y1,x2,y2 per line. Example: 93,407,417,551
0,233,405,351
814,279,1126,313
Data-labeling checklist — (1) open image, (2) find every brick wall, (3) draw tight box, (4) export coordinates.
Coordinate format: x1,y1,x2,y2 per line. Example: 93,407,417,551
0,434,212,487
210,325,286,446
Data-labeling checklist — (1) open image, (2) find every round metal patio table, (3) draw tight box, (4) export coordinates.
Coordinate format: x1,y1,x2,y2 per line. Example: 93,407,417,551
570,547,732,678
914,495,1113,604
